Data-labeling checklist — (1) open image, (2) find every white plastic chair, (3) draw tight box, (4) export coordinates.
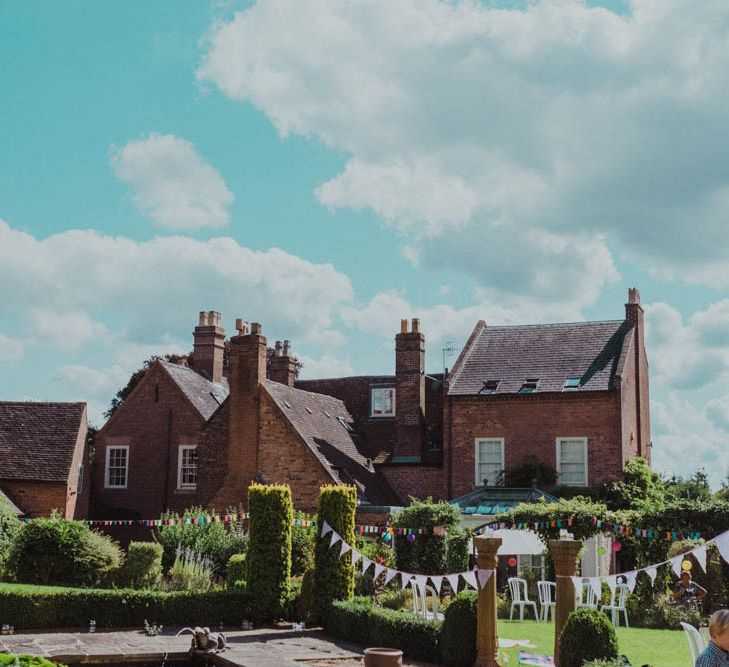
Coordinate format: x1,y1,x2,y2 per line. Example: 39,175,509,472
408,579,443,622
680,622,706,664
575,580,599,609
508,577,538,621
537,581,556,622
601,583,630,627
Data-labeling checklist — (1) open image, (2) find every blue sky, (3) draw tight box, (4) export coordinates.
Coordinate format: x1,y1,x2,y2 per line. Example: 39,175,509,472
2,0,729,485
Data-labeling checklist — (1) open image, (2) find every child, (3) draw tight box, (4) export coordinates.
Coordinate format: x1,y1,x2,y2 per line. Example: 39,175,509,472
696,609,729,666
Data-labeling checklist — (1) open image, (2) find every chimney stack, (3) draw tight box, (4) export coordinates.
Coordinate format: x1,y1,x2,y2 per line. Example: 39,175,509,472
394,317,426,457
269,339,298,387
191,311,225,383
624,288,650,460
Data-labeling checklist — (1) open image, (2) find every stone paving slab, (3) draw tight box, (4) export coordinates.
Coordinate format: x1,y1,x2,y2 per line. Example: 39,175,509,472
0,627,365,667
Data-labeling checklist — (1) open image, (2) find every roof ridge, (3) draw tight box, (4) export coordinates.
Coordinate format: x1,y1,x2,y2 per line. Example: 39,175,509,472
266,379,350,409
484,319,624,330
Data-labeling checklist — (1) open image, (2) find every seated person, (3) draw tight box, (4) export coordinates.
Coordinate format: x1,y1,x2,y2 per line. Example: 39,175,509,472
696,609,729,666
674,571,707,604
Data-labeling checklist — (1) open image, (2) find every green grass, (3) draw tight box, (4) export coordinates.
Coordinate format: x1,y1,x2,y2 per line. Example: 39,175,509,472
497,619,688,667
0,582,92,593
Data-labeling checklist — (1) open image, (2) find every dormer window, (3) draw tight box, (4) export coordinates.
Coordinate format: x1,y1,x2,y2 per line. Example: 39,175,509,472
479,380,500,394
563,377,581,391
518,378,539,394
370,386,396,417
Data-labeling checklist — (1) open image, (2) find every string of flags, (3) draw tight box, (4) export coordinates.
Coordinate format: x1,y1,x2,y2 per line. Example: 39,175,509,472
565,527,729,601
320,520,493,592
477,516,704,542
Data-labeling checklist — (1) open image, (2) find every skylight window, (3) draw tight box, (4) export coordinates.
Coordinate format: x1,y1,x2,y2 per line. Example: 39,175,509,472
337,416,354,432
479,380,500,394
305,406,313,414
518,378,539,394
563,377,581,391
323,410,331,418
283,400,292,408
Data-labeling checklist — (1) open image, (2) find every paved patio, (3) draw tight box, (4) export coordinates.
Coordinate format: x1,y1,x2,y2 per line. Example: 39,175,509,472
0,627,382,667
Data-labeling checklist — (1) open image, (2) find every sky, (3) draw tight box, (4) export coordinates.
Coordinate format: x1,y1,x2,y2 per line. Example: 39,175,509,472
1,0,729,486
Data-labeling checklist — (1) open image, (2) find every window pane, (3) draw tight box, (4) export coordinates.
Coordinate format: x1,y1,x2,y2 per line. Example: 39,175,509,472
371,388,395,416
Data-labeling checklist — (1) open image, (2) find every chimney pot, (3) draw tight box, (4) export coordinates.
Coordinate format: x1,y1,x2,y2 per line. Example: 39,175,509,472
628,287,640,304
400,319,408,334
283,340,291,356
411,318,420,333
199,311,207,326
235,319,249,335
251,322,262,335
274,340,283,356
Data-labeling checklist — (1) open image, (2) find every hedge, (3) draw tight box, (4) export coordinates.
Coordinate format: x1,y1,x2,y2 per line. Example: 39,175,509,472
247,483,293,617
226,553,247,588
0,656,64,667
314,485,357,619
0,583,261,630
439,591,478,666
325,597,440,662
122,542,163,589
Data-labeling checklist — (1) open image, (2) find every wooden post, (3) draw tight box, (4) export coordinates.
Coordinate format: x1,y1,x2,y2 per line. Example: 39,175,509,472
473,536,501,667
549,539,583,666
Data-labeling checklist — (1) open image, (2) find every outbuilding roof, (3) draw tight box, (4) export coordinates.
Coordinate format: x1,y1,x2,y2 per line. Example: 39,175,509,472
448,320,632,396
0,401,86,482
160,361,229,421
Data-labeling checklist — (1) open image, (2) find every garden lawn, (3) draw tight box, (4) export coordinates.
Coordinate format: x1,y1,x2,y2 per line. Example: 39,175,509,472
497,620,688,667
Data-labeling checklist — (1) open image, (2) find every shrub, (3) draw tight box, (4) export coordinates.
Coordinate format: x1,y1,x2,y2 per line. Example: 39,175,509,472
314,485,357,619
226,553,247,589
122,542,163,589
445,529,471,575
167,548,214,592
0,495,20,577
378,587,411,610
298,567,316,621
393,498,461,575
325,597,440,662
0,583,265,629
0,656,64,667
154,506,248,576
291,510,316,577
7,518,122,587
247,483,293,618
558,608,619,667
439,590,477,666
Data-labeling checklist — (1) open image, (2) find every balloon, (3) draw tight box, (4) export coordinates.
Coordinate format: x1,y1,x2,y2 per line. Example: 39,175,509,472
507,557,517,568
597,546,607,556
382,532,391,542
682,560,692,571
406,534,416,543
612,541,622,552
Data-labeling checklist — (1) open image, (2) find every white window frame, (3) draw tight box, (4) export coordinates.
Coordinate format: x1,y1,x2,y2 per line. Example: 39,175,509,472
556,437,588,487
104,445,129,489
474,437,505,487
370,386,396,418
177,444,198,490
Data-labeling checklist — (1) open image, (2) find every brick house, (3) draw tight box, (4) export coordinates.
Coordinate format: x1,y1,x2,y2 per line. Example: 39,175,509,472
93,287,649,518
0,401,90,518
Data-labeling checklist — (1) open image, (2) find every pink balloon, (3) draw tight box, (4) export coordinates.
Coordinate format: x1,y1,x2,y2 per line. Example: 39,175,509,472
612,541,622,552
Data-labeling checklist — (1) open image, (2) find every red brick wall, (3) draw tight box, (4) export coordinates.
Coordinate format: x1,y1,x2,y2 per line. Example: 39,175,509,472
395,330,425,456
446,392,624,499
380,465,448,502
65,406,90,519
0,480,68,518
94,363,205,518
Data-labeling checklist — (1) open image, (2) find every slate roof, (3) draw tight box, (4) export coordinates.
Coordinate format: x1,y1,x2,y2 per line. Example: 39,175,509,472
160,361,229,421
264,380,401,506
449,320,632,395
0,401,86,482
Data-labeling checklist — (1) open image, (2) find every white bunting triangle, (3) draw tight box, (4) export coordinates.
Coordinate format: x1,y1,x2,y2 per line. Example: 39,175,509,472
571,577,583,599
606,576,618,600
715,532,729,565
694,545,707,573
384,568,398,586
430,575,444,594
339,541,351,557
477,569,492,589
361,556,372,573
645,566,658,585
320,520,333,537
624,571,638,593
670,556,683,578
329,531,341,548
588,577,602,599
374,563,385,580
351,550,362,565
401,573,414,589
447,573,460,593
463,571,477,590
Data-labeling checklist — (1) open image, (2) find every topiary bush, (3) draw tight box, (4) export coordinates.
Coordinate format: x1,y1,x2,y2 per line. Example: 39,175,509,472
298,566,316,621
246,483,293,618
122,542,163,589
0,655,65,667
439,590,477,666
558,607,619,667
226,553,247,588
291,510,316,576
445,528,471,575
154,506,248,576
0,497,20,578
7,518,122,586
313,485,357,620
393,498,461,575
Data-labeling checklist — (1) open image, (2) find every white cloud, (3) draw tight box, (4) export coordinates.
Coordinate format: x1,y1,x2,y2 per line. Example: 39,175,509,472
28,308,108,350
110,133,234,230
297,353,353,380
0,334,25,362
198,0,729,300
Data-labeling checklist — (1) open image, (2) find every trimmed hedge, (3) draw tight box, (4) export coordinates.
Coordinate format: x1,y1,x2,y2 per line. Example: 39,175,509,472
226,553,247,588
326,597,440,662
314,485,357,619
559,607,619,667
247,483,293,617
439,591,478,666
0,656,64,667
123,542,163,589
0,583,259,629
